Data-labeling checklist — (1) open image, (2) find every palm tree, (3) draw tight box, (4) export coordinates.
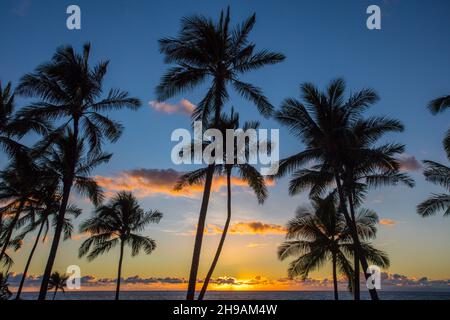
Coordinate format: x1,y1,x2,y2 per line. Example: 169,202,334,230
0,81,24,157
16,43,141,300
0,272,12,300
417,93,450,217
32,130,109,299
278,193,389,300
15,181,81,300
0,155,44,263
274,78,409,300
339,116,414,298
48,272,69,300
158,7,284,299
428,93,450,115
417,156,450,217
79,191,162,300
175,110,268,300
0,81,48,158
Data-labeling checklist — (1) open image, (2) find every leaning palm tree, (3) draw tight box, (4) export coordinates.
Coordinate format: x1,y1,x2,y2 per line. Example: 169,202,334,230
34,131,109,299
79,191,162,300
48,272,69,300
175,110,268,300
278,193,389,300
274,78,408,300
158,7,284,299
15,181,82,300
16,43,141,300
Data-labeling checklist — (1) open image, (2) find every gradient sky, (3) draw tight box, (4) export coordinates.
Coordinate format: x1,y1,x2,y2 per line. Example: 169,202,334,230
1,0,450,291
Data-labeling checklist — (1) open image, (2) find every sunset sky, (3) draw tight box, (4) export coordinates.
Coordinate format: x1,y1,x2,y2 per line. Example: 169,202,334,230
1,0,450,292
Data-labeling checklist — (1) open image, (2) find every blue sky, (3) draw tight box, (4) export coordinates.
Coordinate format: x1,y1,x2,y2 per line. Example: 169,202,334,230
1,0,450,290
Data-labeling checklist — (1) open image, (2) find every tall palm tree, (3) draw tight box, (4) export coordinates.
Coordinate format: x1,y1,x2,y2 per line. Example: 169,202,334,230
158,7,284,299
175,110,268,300
339,116,414,299
278,193,389,300
79,191,162,300
15,182,81,300
34,131,109,299
16,43,141,300
48,271,69,300
274,78,409,300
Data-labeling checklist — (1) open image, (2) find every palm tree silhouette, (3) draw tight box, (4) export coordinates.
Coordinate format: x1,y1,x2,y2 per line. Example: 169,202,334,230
79,191,162,300
417,157,450,217
0,272,12,300
278,193,389,300
33,130,109,299
16,43,141,300
0,155,44,263
417,92,450,217
48,271,69,300
175,110,268,300
0,81,48,158
158,7,284,299
15,181,81,300
274,78,408,300
337,111,413,298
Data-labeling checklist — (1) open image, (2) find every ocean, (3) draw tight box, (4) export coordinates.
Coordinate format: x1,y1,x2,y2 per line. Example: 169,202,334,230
16,290,450,300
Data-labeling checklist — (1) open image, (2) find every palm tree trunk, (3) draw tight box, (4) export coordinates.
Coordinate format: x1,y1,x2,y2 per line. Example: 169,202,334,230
37,182,72,300
52,288,57,300
348,194,360,300
115,241,125,300
0,200,24,262
334,174,379,300
332,251,339,300
15,219,45,299
38,119,79,301
198,168,232,300
186,165,215,300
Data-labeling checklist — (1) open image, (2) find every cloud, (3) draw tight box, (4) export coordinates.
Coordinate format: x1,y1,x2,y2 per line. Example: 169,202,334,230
397,154,422,172
149,99,196,115
277,272,450,291
95,168,273,199
246,242,269,248
7,272,450,292
379,218,396,226
204,221,286,236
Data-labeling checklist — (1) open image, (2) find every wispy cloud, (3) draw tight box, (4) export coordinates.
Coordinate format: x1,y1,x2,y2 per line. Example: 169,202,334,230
203,221,286,236
379,218,396,226
149,99,196,115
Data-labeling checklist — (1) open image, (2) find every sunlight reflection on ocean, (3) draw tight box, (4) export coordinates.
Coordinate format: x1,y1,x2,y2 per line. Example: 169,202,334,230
18,291,450,300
